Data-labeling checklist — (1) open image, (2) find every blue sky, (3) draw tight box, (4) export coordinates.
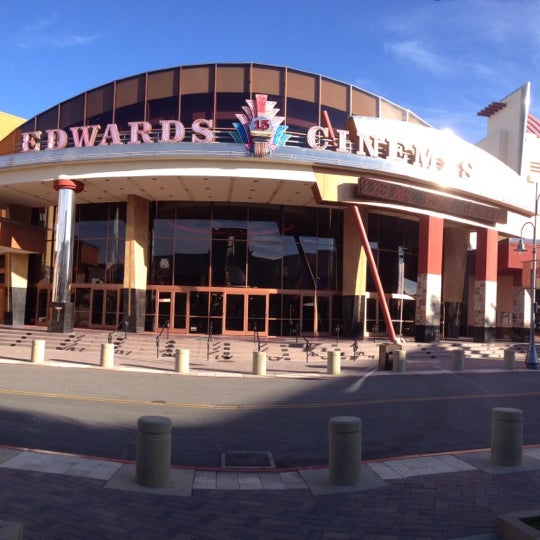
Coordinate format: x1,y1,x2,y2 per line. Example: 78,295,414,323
1,0,539,143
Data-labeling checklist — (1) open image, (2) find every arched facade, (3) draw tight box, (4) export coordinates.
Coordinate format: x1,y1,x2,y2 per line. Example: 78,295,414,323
0,63,534,342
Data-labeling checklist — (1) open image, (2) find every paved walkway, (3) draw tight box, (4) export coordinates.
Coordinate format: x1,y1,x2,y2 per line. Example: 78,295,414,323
2,443,540,539
0,334,538,538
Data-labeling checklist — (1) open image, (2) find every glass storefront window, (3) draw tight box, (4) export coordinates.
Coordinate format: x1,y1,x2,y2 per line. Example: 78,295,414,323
211,237,247,286
248,238,282,288
148,202,342,293
174,237,210,286
215,93,249,129
151,238,174,285
190,292,209,316
74,203,126,284
367,213,418,294
317,237,337,290
181,93,214,125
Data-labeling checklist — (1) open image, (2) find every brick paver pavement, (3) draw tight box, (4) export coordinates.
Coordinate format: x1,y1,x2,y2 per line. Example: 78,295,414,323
1,464,539,539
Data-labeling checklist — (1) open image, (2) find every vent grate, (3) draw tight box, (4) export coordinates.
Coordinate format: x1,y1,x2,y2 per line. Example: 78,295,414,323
221,451,275,469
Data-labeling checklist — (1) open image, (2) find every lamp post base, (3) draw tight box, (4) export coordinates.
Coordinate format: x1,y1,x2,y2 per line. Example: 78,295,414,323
526,343,538,369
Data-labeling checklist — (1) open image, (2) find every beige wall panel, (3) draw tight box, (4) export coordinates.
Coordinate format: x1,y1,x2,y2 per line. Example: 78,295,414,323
342,206,367,295
496,274,513,325
351,89,377,117
379,99,405,121
180,66,213,95
125,195,149,290
148,69,179,100
320,79,348,110
252,66,283,95
442,227,468,302
9,253,28,288
216,65,248,93
287,71,317,102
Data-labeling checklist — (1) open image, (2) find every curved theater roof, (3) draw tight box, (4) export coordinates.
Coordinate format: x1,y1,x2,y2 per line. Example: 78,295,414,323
0,63,529,222
3,62,429,149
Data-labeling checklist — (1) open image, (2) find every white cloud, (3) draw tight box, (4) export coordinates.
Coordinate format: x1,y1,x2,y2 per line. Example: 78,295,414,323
385,40,450,75
16,16,98,49
49,34,99,48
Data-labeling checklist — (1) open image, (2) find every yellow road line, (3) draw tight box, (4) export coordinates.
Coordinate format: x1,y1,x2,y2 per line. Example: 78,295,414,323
0,387,537,411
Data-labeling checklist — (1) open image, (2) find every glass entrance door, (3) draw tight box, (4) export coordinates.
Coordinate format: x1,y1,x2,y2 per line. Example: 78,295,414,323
248,294,266,334
148,288,269,336
225,294,244,332
72,286,122,329
154,290,188,332
225,293,267,335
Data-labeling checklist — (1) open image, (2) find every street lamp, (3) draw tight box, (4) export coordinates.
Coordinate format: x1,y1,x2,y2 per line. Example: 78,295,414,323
515,182,539,369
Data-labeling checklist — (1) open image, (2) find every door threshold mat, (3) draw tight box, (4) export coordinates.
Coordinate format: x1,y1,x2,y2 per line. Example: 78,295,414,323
221,451,275,468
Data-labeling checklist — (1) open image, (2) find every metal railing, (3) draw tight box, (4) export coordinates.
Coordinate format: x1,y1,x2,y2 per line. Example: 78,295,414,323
352,338,359,361
303,336,311,363
108,316,129,344
155,319,169,358
207,321,213,362
253,323,261,352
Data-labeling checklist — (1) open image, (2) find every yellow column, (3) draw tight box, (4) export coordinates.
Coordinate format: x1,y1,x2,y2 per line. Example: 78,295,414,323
124,195,149,332
342,207,367,336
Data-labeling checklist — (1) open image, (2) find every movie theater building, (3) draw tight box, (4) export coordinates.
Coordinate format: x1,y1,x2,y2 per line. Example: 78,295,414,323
0,63,536,343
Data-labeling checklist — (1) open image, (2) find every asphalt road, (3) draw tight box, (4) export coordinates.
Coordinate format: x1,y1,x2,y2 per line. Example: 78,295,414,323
0,363,540,468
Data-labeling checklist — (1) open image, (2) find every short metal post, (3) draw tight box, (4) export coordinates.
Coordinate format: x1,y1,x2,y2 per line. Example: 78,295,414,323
503,349,515,370
253,351,266,376
31,339,45,364
174,349,189,374
327,350,341,375
100,342,114,368
452,349,464,371
136,416,172,488
393,349,407,372
328,416,361,486
491,407,523,466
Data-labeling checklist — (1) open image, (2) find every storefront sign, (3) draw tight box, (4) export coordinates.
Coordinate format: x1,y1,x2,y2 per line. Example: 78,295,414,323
358,177,507,224
21,119,215,152
307,121,473,179
21,94,290,157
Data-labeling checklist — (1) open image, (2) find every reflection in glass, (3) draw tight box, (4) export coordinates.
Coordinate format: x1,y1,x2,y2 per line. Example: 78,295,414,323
317,296,329,333
151,238,173,285
248,295,266,332
173,292,187,329
211,232,246,287
226,294,244,331
91,290,104,325
158,292,171,328
190,292,208,316
74,203,126,284
174,236,210,286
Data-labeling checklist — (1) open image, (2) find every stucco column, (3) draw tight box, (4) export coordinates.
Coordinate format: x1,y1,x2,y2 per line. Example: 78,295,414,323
9,253,28,326
48,178,84,333
124,195,149,333
341,206,367,337
472,228,498,342
442,227,468,338
415,216,444,342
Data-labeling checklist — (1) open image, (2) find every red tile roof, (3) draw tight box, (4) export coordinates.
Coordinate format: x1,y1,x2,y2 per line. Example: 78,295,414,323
477,101,507,117
527,114,540,137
